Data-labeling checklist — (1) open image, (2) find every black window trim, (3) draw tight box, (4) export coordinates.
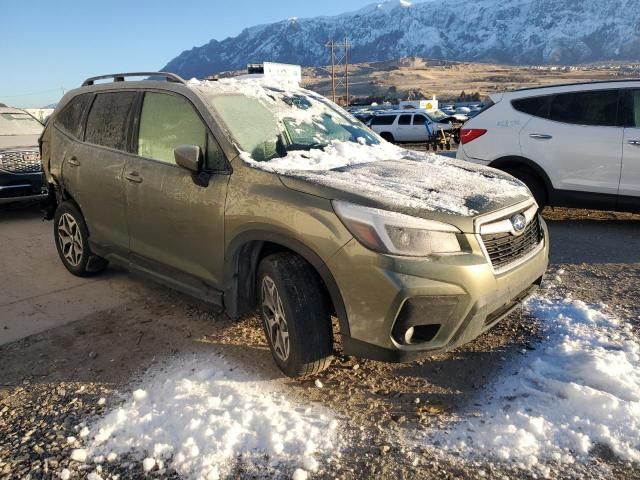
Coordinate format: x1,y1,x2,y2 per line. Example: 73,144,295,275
398,114,413,126
412,114,427,126
134,89,232,174
52,92,95,141
371,114,397,126
511,88,627,128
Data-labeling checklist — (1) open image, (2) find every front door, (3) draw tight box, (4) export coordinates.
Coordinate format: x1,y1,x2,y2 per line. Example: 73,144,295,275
620,89,640,200
412,114,430,141
520,89,623,201
124,91,229,288
395,114,413,142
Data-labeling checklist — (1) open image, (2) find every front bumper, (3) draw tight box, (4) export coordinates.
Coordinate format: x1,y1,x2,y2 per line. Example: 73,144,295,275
0,171,47,204
327,218,549,362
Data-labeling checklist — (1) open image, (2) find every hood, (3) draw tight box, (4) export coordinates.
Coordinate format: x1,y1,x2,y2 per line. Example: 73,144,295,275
0,134,40,150
278,154,532,233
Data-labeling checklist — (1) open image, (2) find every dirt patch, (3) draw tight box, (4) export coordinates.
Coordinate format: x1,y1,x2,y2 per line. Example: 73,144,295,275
1,205,639,479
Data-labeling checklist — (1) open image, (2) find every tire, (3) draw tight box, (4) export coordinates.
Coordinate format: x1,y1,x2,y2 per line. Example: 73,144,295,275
506,168,548,210
54,201,108,277
380,132,395,143
257,253,333,378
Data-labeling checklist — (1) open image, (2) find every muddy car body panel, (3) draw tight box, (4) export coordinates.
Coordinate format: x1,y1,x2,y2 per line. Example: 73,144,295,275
42,71,549,376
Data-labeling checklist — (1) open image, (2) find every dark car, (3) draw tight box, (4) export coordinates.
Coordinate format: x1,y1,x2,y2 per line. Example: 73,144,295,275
0,106,47,204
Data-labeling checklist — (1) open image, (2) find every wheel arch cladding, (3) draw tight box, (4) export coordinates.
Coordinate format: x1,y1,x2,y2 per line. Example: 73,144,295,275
489,155,553,192
223,230,351,337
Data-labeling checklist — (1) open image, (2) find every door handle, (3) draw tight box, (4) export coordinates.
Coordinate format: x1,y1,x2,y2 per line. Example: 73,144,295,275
529,133,553,140
125,171,143,184
67,156,80,167
627,140,640,146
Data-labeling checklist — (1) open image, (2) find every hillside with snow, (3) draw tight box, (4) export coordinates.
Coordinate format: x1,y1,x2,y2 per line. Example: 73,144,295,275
163,0,640,78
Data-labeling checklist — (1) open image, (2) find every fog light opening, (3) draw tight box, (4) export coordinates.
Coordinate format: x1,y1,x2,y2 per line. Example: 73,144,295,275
404,327,415,344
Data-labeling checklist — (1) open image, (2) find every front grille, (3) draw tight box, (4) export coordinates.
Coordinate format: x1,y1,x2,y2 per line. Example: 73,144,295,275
481,215,543,270
0,150,42,174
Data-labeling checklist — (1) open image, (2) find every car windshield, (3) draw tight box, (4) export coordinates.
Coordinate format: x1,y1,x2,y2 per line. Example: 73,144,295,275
426,109,449,122
202,89,379,162
0,112,43,136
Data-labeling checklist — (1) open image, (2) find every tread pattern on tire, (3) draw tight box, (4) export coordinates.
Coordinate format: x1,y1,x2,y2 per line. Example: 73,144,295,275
258,253,333,378
54,201,108,277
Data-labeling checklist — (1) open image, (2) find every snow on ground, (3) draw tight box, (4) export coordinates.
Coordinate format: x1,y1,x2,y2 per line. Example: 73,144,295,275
430,290,640,472
76,354,340,479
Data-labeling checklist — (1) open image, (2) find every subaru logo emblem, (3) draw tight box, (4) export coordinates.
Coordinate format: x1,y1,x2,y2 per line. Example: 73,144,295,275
511,214,527,233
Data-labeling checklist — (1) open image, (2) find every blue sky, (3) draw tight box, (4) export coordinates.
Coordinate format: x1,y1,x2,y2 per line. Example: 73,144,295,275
1,0,381,108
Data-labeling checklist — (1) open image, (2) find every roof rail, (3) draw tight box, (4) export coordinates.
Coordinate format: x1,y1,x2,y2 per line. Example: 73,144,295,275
514,78,640,92
81,72,187,87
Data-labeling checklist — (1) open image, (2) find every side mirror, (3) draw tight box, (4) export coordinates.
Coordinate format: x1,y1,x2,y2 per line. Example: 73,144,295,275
174,145,202,173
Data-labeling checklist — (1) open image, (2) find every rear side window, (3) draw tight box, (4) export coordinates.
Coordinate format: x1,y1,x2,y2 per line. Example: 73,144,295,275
370,115,395,126
398,114,412,125
549,90,619,127
413,115,427,125
619,90,640,127
56,94,92,138
512,96,551,118
85,92,137,151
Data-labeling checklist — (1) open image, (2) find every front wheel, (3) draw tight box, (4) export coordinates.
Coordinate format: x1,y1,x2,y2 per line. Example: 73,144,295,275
54,201,108,276
257,253,333,378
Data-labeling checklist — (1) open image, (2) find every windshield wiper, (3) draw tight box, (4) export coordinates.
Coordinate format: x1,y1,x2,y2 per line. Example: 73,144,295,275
285,142,327,152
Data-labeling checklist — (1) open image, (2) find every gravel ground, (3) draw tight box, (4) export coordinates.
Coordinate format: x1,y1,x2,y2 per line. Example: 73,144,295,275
1,205,639,480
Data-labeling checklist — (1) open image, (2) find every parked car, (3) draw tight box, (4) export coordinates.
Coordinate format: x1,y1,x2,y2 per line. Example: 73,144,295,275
369,109,454,142
457,80,640,211
41,71,548,378
0,106,47,204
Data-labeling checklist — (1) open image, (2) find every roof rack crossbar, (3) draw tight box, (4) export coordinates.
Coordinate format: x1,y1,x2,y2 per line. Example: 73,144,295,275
81,72,187,87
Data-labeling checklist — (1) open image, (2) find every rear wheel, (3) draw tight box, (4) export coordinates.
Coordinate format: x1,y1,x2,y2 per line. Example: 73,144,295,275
257,253,333,378
380,132,395,143
506,168,548,210
54,201,108,276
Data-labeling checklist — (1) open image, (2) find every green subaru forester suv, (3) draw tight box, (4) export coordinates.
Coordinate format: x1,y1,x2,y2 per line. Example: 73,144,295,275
41,71,549,378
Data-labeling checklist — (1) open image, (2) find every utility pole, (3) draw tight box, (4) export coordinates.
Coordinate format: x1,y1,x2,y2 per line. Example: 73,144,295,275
344,39,349,106
324,39,351,105
330,41,336,103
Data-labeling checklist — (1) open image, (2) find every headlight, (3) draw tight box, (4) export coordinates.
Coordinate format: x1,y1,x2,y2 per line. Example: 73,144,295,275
332,200,461,256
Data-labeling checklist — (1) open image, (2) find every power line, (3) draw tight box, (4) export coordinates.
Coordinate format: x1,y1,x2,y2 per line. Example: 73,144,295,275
1,87,66,99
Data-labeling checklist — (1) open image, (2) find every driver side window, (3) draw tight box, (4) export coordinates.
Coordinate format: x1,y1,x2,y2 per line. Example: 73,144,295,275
138,92,207,165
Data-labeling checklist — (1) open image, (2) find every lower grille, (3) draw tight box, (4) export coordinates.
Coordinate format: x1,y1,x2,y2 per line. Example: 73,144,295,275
0,150,42,174
481,215,543,270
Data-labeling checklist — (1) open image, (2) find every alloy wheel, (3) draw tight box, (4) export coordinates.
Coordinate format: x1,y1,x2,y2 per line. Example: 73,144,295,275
57,213,83,267
261,276,290,362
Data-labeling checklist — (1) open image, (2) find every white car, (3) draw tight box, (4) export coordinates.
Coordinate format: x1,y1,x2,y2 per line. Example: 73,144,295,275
456,80,640,212
370,110,453,143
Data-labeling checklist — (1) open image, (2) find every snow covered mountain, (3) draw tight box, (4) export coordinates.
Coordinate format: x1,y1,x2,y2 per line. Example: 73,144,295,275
163,0,640,78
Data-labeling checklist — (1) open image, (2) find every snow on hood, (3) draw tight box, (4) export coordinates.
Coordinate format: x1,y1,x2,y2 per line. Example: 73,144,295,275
242,141,531,218
190,77,530,217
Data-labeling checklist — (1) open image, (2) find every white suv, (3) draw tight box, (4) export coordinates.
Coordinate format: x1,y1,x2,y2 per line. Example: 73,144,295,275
456,81,640,212
370,110,454,143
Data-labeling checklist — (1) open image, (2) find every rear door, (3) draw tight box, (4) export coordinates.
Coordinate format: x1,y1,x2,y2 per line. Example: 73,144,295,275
519,89,623,200
124,91,229,288
620,89,640,201
67,91,136,255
